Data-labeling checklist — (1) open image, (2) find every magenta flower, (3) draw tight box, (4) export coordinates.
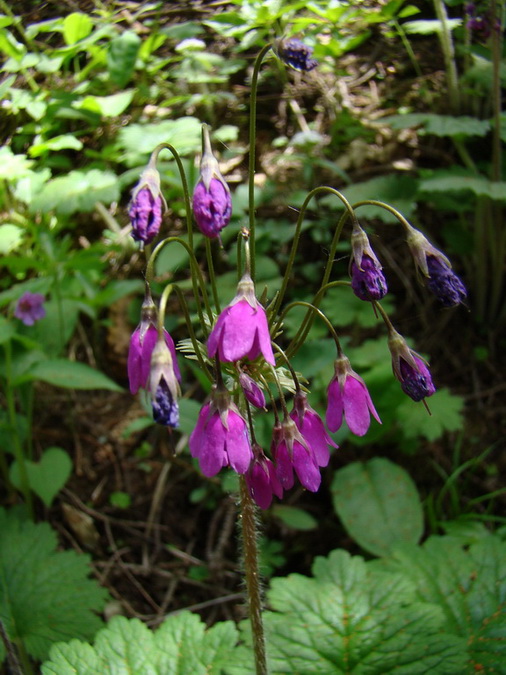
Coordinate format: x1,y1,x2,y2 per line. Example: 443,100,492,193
14,292,46,326
193,124,232,238
129,166,164,246
127,288,180,395
189,385,252,477
245,444,283,509
290,391,337,467
239,371,266,409
207,274,275,365
350,222,387,301
326,355,381,436
273,37,318,72
273,417,323,493
148,334,181,427
388,329,436,402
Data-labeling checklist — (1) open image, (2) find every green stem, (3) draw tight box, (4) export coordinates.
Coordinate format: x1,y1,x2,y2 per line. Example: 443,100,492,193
239,476,268,675
433,0,460,111
248,44,274,282
490,0,503,183
205,238,221,313
172,286,213,383
279,300,343,358
391,18,423,78
146,236,213,330
3,342,33,517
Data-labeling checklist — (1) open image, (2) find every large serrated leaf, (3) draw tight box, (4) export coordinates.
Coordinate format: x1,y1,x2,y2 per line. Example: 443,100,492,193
331,458,424,556
262,549,466,674
375,535,506,670
0,508,108,663
42,612,253,674
30,169,120,214
419,174,506,200
381,113,490,137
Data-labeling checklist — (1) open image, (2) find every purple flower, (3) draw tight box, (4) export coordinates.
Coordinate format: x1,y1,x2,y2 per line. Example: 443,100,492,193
290,391,337,467
426,255,467,308
406,228,467,307
273,38,318,72
351,255,388,301
326,355,381,436
193,124,232,238
129,187,163,245
189,386,252,477
207,274,275,365
193,178,232,238
388,329,436,402
350,222,387,301
127,289,180,395
148,334,181,427
245,444,283,509
14,292,46,326
272,417,323,493
239,371,266,409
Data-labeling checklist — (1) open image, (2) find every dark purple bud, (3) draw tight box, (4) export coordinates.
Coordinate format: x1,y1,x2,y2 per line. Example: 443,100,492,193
239,372,266,409
14,292,46,326
426,255,467,307
399,356,436,402
152,377,179,427
129,187,163,245
351,254,388,301
193,178,232,238
273,38,318,72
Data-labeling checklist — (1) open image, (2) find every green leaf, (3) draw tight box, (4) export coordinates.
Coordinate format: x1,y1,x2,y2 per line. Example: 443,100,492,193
261,549,466,673
41,612,253,674
0,146,33,180
30,169,120,214
395,388,464,441
419,174,506,201
0,317,16,344
381,112,490,137
28,359,123,391
62,13,93,45
29,134,83,157
76,90,134,117
0,507,108,662
118,117,202,159
331,458,424,556
375,535,506,667
272,505,318,530
0,224,23,254
403,18,462,34
107,31,141,87
9,447,72,507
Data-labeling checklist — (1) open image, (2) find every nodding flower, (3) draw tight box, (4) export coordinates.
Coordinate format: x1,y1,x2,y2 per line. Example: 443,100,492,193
273,37,318,72
148,333,181,428
128,165,164,246
388,329,436,402
350,222,388,301
245,444,283,509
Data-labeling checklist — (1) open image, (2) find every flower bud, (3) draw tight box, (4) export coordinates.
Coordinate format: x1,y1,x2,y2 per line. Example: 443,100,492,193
148,335,181,427
350,223,387,301
14,292,46,326
129,166,164,246
388,329,436,402
273,37,318,72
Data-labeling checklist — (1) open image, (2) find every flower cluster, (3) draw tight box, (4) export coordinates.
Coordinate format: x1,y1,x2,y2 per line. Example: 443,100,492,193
125,38,466,514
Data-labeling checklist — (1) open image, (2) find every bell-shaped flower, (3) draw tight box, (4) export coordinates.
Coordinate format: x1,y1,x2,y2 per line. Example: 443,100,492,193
239,371,266,409
406,227,467,307
192,125,232,238
129,165,164,246
207,273,275,365
148,333,181,427
14,292,46,326
290,391,337,467
326,355,381,436
273,37,318,72
127,287,180,395
350,222,387,301
272,417,323,493
388,329,436,402
245,444,283,509
189,385,252,477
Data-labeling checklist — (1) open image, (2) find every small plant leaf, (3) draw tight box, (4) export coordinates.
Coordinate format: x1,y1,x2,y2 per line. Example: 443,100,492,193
9,447,72,506
331,458,424,556
62,13,93,45
381,112,489,137
107,31,141,87
27,359,123,391
30,169,120,214
272,505,318,530
0,507,108,662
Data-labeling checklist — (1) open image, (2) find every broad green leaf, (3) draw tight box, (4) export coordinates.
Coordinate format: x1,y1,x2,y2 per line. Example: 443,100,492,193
381,112,490,138
0,224,23,254
375,535,506,667
403,18,462,34
107,31,141,87
118,117,202,158
29,134,83,157
0,317,15,344
395,388,464,441
0,507,108,662
0,147,33,180
331,458,424,556
30,169,120,214
419,174,506,201
76,90,134,117
261,549,466,673
178,398,202,436
10,447,72,507
28,359,123,391
41,612,253,674
62,13,92,45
